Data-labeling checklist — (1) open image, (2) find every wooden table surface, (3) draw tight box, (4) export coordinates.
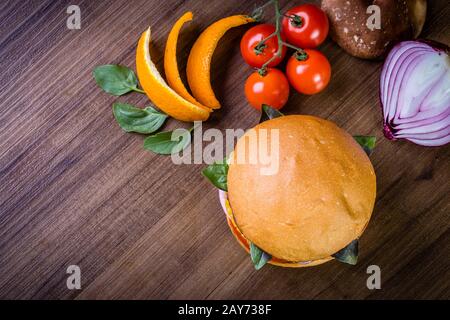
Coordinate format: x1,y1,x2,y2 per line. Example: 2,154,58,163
0,0,449,300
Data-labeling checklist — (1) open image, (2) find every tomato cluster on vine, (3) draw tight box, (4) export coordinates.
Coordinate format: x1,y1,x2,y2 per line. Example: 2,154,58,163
241,4,331,111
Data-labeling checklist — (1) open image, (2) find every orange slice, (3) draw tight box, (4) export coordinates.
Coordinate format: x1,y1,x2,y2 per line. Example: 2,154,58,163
164,12,207,109
187,15,255,109
136,27,211,122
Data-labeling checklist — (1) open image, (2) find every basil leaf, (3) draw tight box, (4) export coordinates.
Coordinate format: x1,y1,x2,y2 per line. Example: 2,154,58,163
143,128,191,155
354,136,376,156
93,65,142,96
259,104,284,123
332,239,359,265
202,159,229,191
250,243,271,270
113,103,167,134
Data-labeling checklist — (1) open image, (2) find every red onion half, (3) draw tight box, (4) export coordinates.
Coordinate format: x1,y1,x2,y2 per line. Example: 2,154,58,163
380,40,450,147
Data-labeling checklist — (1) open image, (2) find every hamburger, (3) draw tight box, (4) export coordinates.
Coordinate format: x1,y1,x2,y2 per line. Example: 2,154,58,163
204,113,376,269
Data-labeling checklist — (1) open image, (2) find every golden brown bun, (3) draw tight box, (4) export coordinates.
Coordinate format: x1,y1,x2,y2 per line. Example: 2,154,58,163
220,190,333,267
227,115,376,262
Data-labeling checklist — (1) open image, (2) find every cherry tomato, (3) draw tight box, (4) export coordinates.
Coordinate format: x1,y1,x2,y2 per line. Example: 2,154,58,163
240,24,287,68
286,49,331,95
245,68,290,110
282,4,329,49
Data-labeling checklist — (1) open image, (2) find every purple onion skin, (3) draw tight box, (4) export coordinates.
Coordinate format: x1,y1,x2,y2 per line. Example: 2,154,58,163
383,123,396,141
380,40,450,147
419,39,450,54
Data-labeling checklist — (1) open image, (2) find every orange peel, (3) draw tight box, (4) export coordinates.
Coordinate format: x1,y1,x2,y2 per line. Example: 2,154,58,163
136,27,211,122
164,12,208,109
187,15,255,109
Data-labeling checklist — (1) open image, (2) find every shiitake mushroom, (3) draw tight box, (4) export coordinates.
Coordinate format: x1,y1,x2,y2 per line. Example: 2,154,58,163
321,0,427,59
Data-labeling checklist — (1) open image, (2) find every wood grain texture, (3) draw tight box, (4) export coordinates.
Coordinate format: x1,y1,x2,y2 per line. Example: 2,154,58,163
0,0,449,300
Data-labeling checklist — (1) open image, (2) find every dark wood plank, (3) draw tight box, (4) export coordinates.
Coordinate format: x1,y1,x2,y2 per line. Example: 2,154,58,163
0,0,449,300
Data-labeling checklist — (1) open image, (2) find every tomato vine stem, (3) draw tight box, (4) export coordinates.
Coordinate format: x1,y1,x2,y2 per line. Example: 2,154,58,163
254,0,305,75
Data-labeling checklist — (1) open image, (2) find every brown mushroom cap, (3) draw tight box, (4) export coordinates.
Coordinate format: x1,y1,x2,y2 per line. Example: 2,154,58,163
321,0,427,59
